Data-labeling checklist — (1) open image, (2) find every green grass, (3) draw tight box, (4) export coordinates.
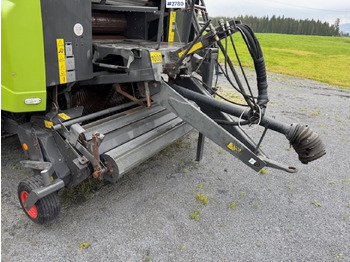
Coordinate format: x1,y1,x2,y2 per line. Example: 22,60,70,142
196,193,208,205
190,209,201,221
79,241,91,250
218,33,350,88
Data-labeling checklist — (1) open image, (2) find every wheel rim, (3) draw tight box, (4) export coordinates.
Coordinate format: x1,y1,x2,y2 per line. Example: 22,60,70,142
20,191,38,219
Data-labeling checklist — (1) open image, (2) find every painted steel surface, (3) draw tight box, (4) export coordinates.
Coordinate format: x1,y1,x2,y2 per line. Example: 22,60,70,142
1,0,46,112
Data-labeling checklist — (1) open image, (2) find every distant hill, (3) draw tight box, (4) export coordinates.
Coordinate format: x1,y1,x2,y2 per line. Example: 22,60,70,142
340,23,350,34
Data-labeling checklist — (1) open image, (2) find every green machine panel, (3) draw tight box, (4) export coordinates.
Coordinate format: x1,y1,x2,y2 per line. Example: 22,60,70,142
1,0,47,112
1,0,93,113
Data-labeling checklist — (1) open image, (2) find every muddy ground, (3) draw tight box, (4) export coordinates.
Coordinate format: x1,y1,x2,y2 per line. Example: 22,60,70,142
1,72,350,261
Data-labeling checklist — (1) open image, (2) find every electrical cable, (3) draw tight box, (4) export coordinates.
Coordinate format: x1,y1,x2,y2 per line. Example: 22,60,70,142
216,41,257,109
181,18,268,126
216,63,256,103
190,75,249,107
229,34,255,103
238,103,262,130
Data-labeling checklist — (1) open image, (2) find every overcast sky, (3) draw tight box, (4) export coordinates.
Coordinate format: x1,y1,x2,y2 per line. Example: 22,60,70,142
206,0,350,25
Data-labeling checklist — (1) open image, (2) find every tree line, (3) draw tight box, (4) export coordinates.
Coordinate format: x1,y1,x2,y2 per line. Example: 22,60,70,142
210,15,341,36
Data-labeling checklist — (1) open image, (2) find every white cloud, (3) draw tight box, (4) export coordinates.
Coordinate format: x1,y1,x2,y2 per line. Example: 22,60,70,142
206,0,350,24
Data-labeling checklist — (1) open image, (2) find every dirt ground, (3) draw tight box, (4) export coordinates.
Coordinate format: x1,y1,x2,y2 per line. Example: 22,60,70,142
1,72,350,262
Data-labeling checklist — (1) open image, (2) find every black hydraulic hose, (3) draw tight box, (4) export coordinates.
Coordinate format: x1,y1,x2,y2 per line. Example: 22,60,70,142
229,34,254,99
170,84,291,135
214,119,250,126
216,62,252,102
191,74,249,107
216,41,256,109
236,24,268,109
254,57,269,108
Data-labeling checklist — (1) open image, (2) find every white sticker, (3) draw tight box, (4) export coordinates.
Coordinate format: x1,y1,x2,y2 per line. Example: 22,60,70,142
73,23,83,36
166,0,185,8
25,98,41,105
248,158,257,165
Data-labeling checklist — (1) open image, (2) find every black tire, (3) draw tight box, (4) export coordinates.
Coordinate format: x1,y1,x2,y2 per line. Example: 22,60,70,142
18,175,61,225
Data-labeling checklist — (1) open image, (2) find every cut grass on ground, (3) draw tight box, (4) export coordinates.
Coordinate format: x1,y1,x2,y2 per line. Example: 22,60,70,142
218,33,350,88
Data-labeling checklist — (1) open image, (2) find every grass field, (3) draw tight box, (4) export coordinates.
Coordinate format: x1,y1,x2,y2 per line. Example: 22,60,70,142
218,33,350,88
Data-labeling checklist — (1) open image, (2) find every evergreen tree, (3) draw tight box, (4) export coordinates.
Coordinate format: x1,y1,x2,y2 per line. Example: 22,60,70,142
208,15,341,36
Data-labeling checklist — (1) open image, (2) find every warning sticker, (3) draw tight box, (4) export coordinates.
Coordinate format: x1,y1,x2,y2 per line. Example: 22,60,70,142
227,142,242,152
178,41,203,57
44,120,54,129
56,39,67,84
150,51,163,63
168,11,176,42
58,113,71,121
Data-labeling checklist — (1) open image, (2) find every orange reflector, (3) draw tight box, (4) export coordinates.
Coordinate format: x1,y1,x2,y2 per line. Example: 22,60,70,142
23,143,28,151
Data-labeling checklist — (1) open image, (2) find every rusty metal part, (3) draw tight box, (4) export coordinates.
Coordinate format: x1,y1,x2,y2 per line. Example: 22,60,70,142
114,83,146,107
92,12,127,34
104,161,114,175
71,85,126,115
92,166,103,180
144,82,151,107
92,132,103,180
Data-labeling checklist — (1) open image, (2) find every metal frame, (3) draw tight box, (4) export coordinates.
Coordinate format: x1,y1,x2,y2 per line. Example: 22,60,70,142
9,0,325,224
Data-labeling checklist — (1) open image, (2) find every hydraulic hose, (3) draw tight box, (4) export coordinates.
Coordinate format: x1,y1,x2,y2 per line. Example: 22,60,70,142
235,23,269,109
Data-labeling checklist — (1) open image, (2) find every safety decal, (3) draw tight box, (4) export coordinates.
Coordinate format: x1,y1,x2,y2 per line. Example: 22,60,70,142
73,23,83,36
168,11,176,42
56,39,67,84
58,113,71,121
178,41,203,57
227,142,242,152
44,120,54,129
150,51,163,63
248,158,257,165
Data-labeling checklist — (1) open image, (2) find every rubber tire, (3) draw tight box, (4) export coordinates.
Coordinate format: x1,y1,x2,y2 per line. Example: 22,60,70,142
18,175,61,225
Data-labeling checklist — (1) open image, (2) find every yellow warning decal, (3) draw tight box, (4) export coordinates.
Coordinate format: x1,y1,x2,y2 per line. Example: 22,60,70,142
227,142,242,152
58,113,71,121
56,39,67,84
150,51,163,63
44,120,54,129
168,11,176,42
178,41,203,57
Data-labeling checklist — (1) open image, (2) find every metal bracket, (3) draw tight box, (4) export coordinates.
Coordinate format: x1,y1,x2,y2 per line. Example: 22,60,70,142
195,132,205,162
152,81,266,172
66,124,85,146
21,160,54,186
22,179,65,211
259,155,298,173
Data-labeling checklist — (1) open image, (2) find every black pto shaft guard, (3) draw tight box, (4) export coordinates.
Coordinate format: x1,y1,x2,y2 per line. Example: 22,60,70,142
287,124,326,164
